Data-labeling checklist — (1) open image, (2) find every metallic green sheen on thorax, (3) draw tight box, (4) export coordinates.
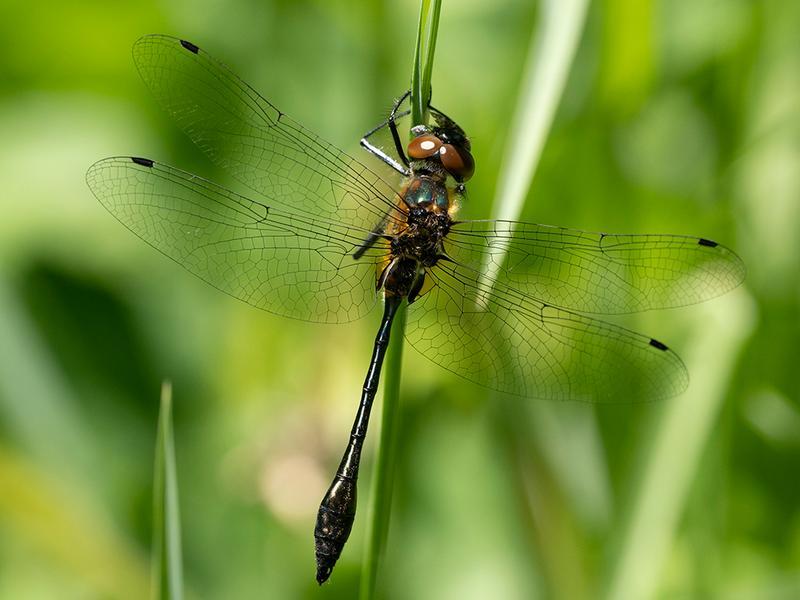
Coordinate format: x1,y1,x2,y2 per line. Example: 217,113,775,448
403,176,450,212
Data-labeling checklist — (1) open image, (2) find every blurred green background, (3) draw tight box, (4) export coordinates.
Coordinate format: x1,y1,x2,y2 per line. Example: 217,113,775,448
1,0,798,598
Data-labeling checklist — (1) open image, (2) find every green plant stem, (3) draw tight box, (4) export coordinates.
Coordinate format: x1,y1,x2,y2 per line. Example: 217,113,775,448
360,2,440,598
152,381,184,600
359,303,407,599
479,1,592,597
410,0,442,126
602,293,754,600
482,0,589,287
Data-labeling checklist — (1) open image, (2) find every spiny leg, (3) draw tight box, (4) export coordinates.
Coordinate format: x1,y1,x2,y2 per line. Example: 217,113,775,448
359,90,412,177
352,223,391,260
354,91,413,259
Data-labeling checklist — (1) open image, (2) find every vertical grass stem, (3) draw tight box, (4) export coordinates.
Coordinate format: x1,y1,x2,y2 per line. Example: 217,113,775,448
359,2,440,597
152,381,184,600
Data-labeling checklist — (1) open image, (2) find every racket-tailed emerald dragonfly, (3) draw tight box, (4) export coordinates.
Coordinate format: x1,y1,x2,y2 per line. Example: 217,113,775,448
87,35,745,584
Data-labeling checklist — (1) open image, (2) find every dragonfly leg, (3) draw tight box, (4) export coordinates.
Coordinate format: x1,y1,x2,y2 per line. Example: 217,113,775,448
387,90,411,165
352,225,388,260
360,90,412,176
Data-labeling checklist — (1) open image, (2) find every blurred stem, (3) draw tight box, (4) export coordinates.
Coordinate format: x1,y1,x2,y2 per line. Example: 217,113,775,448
0,276,93,483
602,292,754,600
486,0,589,233
360,2,440,597
152,381,184,600
480,0,592,597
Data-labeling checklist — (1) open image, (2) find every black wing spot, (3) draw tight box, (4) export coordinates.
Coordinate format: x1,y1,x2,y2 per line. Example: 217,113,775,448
698,238,718,248
131,157,154,167
649,338,668,351
598,233,608,253
180,39,200,54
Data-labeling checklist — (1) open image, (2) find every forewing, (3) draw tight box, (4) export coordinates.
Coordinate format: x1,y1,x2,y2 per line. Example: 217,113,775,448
87,157,389,323
132,34,404,230
405,260,689,402
446,220,745,314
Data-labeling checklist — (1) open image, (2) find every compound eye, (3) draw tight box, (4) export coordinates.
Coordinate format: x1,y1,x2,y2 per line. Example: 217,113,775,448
439,144,475,182
407,134,443,159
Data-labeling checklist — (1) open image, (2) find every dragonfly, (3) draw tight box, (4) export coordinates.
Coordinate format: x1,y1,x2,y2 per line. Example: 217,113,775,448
86,35,745,584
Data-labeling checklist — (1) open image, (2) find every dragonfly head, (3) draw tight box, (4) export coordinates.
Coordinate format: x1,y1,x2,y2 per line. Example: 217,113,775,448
407,118,475,183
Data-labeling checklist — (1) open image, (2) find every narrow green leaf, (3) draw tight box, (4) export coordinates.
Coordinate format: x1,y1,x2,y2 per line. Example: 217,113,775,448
360,303,407,599
602,293,755,600
477,2,594,596
360,2,440,597
152,381,184,600
410,0,442,127
483,0,590,282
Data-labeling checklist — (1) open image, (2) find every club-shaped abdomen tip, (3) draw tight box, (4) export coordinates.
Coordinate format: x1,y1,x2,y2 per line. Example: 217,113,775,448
316,563,333,585
314,502,353,585
314,476,357,584
314,510,346,585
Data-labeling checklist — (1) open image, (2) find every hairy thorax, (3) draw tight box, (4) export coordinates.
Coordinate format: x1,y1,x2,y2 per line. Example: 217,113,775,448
379,176,454,300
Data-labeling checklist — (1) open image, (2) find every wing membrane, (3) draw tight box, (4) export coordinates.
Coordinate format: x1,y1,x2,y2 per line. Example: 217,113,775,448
87,157,389,323
446,220,745,314
406,260,688,401
132,34,404,231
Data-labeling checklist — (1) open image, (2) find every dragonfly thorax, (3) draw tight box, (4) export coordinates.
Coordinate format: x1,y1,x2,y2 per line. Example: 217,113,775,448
379,199,451,301
402,175,451,212
392,204,450,266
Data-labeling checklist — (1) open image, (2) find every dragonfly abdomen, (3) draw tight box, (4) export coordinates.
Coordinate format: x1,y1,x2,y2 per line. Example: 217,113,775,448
314,296,403,584
314,474,357,584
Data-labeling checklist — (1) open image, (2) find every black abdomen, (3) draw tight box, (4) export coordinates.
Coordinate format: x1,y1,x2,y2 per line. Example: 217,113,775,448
314,475,357,584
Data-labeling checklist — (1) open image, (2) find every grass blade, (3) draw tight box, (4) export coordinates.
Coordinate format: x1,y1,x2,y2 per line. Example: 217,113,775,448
602,291,755,600
360,304,407,599
152,381,184,600
484,0,590,264
410,0,442,126
476,2,594,596
360,2,440,597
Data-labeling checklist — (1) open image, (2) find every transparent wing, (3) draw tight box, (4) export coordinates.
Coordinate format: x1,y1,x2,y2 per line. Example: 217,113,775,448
446,220,745,314
87,157,391,323
132,34,404,231
406,260,689,402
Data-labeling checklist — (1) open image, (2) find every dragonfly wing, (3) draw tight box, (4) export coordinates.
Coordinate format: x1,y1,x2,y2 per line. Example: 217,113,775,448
87,157,388,323
405,260,688,402
445,220,745,314
132,34,405,231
